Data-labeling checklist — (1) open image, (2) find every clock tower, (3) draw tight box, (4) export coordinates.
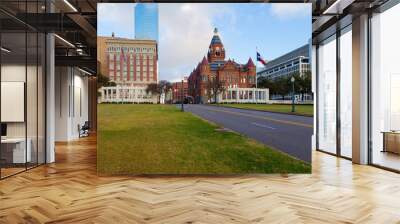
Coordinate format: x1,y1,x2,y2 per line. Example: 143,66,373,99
207,28,225,63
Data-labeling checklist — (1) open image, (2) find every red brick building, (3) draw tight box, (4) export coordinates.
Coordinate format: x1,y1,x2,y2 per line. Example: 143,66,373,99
188,28,256,103
172,77,188,103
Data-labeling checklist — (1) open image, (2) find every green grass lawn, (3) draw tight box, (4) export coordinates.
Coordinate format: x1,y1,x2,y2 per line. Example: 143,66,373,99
98,104,311,174
217,104,314,116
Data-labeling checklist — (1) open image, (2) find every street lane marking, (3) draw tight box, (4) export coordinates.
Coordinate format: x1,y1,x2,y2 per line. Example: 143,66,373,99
201,107,313,129
251,122,276,130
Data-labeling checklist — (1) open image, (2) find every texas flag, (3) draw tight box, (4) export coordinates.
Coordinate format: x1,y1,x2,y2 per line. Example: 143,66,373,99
256,52,267,66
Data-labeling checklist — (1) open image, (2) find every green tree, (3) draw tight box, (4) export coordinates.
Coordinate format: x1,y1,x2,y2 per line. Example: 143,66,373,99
97,73,116,89
257,71,312,100
300,71,312,100
276,76,290,99
258,76,279,97
289,71,312,101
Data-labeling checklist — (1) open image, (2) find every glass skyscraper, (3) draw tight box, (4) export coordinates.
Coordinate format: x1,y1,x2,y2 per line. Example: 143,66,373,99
135,4,159,42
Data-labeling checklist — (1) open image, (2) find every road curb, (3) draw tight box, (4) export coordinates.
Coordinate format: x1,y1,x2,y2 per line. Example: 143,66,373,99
207,104,314,118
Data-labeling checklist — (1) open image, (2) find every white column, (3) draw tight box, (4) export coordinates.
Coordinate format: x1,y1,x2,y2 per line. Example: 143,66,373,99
256,90,259,102
134,89,137,101
45,13,56,165
352,14,369,164
116,86,120,103
123,88,126,103
312,44,317,151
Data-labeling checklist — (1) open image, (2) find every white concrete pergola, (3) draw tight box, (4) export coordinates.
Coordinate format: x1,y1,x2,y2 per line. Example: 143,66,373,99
99,86,158,104
218,88,269,104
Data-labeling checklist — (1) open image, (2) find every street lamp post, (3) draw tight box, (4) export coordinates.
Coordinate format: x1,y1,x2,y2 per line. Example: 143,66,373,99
181,79,184,112
291,76,295,113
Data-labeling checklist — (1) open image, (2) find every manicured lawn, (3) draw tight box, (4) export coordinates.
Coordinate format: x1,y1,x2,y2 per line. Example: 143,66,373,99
218,104,314,116
98,104,311,174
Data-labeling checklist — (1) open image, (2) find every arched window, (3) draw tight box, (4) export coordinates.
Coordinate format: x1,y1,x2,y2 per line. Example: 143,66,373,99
215,47,221,56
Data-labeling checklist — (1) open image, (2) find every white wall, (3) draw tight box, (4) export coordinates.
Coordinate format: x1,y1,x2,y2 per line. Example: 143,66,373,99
55,66,69,141
1,82,25,122
1,63,46,165
1,65,40,138
1,65,25,134
55,67,89,141
71,72,89,138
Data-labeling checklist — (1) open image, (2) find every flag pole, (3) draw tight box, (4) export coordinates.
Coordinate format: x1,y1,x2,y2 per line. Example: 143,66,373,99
255,47,258,104
255,47,258,89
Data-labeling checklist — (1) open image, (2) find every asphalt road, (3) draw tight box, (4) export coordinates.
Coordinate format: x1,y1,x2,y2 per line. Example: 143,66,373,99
183,104,313,163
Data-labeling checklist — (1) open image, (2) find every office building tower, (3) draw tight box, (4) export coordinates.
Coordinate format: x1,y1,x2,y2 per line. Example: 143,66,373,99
257,44,310,80
135,4,159,42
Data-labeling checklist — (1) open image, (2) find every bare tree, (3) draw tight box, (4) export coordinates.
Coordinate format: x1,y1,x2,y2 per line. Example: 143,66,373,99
146,80,172,103
205,76,226,104
146,83,160,95
159,80,173,94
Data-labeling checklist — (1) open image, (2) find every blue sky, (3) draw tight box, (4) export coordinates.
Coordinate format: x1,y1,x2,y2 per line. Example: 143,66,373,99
98,3,311,82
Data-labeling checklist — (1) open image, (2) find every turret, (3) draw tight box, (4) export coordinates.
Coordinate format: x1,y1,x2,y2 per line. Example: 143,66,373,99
207,28,225,63
246,57,255,68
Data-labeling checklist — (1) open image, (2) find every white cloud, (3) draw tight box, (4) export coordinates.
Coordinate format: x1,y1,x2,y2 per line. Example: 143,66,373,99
270,3,311,20
158,4,234,82
97,3,135,37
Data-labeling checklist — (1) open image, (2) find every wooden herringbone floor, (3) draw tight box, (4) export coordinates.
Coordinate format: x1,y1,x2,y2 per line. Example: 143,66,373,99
1,135,400,224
